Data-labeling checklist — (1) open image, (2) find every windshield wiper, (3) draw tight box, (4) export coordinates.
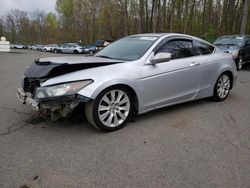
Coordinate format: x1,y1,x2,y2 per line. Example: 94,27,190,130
95,55,114,59
224,43,239,46
215,43,239,46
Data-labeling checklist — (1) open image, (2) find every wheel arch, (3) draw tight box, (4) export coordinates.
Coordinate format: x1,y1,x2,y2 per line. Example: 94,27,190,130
110,84,139,115
84,82,140,115
216,62,237,90
217,70,234,89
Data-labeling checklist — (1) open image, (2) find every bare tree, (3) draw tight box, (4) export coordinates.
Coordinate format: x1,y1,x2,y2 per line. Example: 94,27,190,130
240,0,249,34
1,0,250,44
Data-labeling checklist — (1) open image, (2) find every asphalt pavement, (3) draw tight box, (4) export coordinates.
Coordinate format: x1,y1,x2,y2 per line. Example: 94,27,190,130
0,50,250,188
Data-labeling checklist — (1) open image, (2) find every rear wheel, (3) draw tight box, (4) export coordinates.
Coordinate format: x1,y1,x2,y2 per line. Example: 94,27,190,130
85,87,132,132
212,73,231,102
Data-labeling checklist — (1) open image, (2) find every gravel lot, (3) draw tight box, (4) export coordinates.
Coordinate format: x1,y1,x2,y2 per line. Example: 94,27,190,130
0,50,250,188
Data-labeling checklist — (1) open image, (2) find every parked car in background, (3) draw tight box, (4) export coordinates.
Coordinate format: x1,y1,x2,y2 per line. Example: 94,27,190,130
17,33,237,132
83,45,96,54
42,44,58,52
54,43,84,54
31,45,44,51
94,40,111,50
11,44,27,49
27,45,32,50
214,35,250,70
53,44,65,53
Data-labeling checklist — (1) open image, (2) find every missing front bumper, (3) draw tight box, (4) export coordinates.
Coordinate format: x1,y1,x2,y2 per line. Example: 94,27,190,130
16,88,39,111
16,88,90,120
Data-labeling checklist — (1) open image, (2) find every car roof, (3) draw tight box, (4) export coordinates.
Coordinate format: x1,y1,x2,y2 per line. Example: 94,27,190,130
218,35,250,38
127,33,212,45
129,33,205,39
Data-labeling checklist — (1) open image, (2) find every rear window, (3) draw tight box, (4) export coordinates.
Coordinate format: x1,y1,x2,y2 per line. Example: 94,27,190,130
157,40,194,59
195,41,214,55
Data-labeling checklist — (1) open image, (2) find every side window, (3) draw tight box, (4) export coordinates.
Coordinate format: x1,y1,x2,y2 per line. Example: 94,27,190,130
195,41,214,55
157,40,194,59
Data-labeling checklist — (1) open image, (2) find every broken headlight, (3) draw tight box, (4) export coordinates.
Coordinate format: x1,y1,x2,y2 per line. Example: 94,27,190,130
35,80,93,99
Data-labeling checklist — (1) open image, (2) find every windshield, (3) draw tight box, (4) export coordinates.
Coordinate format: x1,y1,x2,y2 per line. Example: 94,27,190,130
214,36,243,46
95,36,158,61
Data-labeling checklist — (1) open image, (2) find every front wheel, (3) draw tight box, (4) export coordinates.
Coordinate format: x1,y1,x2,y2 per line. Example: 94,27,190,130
85,87,132,132
212,73,231,102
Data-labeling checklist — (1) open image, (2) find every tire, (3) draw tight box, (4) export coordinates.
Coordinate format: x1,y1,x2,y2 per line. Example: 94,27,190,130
74,50,78,54
236,56,243,71
85,87,133,132
212,73,231,102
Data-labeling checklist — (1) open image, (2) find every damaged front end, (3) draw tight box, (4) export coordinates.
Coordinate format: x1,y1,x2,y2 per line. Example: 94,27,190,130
17,56,123,120
17,82,91,121
17,58,102,121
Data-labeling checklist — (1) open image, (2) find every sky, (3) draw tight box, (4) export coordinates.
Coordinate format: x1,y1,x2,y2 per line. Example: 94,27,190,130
0,0,57,14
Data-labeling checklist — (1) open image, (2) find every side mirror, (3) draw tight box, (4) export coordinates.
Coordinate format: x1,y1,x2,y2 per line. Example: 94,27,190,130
150,52,172,65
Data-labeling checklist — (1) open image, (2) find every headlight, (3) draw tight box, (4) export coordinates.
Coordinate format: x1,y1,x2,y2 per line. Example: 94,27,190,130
230,50,239,58
35,80,93,99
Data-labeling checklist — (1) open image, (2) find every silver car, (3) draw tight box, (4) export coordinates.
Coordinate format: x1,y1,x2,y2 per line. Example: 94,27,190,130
55,43,84,54
17,33,237,131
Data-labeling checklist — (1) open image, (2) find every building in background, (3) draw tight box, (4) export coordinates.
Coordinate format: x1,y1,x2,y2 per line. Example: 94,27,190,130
0,37,10,52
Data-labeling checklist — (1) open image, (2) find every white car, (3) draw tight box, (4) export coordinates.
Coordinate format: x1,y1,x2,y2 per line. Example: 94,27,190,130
11,44,27,49
42,44,58,52
31,45,44,50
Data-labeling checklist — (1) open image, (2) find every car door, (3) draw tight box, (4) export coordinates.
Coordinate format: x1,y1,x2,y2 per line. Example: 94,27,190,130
64,45,72,53
244,36,250,62
140,38,202,111
60,45,67,53
69,45,75,53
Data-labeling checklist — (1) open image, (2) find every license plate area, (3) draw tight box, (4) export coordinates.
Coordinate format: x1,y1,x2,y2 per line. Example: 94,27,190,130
16,88,39,111
16,88,26,104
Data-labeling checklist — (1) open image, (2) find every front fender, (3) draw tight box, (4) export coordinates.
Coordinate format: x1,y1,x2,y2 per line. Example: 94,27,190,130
77,78,142,100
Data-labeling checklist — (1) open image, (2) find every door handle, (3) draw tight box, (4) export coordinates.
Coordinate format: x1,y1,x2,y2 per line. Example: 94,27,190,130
190,62,200,67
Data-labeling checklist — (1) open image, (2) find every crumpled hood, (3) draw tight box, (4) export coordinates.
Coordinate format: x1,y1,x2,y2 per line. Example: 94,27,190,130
24,56,124,79
38,56,121,64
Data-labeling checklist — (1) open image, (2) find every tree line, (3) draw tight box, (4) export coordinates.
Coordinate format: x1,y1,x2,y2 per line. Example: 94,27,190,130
0,0,249,45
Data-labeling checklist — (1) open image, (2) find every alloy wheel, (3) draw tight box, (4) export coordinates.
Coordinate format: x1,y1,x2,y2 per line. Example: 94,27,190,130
98,90,130,128
216,74,230,99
